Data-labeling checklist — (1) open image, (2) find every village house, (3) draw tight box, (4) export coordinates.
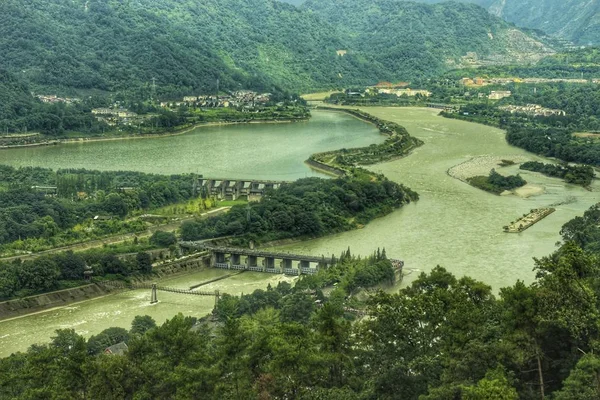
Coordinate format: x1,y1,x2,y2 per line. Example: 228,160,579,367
488,91,512,100
91,108,114,115
36,94,80,104
499,104,566,117
104,342,128,356
395,88,431,97
160,91,272,110
117,110,137,118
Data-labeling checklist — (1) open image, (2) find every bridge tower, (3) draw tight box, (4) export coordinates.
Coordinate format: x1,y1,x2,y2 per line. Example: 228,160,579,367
150,283,158,304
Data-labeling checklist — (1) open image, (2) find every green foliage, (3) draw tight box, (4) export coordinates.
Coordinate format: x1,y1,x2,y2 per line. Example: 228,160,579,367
447,47,600,80
135,252,152,274
130,315,157,336
520,161,594,186
462,366,518,400
310,109,423,170
445,83,600,166
180,176,418,243
0,246,160,301
303,0,551,81
0,166,210,254
149,230,177,248
0,0,550,102
467,169,526,194
553,354,600,399
479,0,599,45
3,234,600,400
0,0,385,95
87,327,130,355
560,204,600,253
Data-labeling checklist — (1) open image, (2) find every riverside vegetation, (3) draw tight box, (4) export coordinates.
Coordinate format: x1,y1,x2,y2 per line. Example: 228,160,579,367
442,81,600,165
2,211,600,398
308,109,423,174
3,1,600,398
0,68,308,142
0,108,420,303
467,169,527,195
519,161,595,186
0,166,216,255
180,175,418,245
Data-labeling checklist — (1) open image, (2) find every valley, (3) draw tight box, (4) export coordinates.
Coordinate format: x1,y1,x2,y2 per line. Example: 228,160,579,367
2,0,600,398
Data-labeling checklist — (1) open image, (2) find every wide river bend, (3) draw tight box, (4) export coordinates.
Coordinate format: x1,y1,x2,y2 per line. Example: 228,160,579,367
0,108,598,356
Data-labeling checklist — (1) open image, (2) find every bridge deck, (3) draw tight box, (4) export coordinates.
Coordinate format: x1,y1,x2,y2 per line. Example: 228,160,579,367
179,243,333,264
99,281,220,297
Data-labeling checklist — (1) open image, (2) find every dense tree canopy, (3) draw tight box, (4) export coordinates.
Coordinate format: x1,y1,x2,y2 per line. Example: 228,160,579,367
3,227,600,399
180,176,418,244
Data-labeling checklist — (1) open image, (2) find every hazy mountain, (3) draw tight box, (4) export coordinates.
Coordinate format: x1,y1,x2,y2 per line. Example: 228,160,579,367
0,0,553,95
393,0,599,45
303,0,554,79
486,0,600,45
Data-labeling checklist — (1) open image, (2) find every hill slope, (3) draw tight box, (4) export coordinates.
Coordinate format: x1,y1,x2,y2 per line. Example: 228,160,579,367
302,0,554,79
0,0,387,94
486,0,600,45
396,0,600,45
0,0,553,95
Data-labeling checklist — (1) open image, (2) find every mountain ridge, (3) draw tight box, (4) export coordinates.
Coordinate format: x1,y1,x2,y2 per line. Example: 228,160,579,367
0,0,554,96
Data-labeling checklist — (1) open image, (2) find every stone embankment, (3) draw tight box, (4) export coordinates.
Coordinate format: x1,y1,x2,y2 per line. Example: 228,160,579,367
0,252,210,320
504,208,556,233
0,284,111,321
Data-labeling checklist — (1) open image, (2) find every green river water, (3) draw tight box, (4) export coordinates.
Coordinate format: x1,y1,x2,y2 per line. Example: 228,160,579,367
1,108,598,357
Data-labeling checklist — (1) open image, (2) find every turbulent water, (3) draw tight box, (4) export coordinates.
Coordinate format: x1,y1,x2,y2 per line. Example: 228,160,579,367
1,108,599,356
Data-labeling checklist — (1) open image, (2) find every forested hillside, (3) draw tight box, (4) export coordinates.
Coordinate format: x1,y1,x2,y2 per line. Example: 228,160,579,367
403,0,600,45
0,0,385,95
485,0,600,45
0,0,552,97
302,0,554,80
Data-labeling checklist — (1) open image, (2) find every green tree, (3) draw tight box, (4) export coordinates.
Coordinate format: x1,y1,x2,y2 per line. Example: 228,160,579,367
462,366,518,400
554,354,600,400
87,327,130,355
149,230,177,247
136,252,153,274
130,315,157,336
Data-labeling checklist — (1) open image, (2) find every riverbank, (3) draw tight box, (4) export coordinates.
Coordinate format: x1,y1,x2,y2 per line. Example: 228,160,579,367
0,117,309,150
0,284,113,321
3,107,600,356
0,252,210,321
306,106,423,175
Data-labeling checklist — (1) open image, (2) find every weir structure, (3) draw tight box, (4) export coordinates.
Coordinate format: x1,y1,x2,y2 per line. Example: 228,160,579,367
179,242,335,276
198,177,288,201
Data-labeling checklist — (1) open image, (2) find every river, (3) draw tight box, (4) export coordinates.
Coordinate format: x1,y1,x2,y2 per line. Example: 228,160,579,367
275,107,599,289
1,108,598,357
0,111,382,179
